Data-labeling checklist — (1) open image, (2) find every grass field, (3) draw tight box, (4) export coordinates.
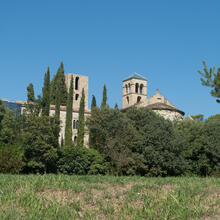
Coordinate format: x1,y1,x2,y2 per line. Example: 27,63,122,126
0,175,220,219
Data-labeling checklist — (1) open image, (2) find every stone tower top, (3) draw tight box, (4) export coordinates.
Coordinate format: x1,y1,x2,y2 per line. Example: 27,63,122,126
122,72,147,109
65,73,89,111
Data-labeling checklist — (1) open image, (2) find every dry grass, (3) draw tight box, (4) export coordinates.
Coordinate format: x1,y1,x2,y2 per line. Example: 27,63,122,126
0,175,220,219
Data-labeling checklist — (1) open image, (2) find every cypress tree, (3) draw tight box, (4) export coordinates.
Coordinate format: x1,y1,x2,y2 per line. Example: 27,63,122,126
55,81,61,121
101,84,107,108
42,67,50,116
65,76,74,146
91,95,97,110
50,74,57,105
114,103,119,110
27,83,35,102
57,62,67,106
77,89,85,147
50,62,67,106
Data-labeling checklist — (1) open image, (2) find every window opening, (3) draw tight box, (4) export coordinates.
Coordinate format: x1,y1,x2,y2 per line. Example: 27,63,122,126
75,77,79,90
140,84,143,94
125,84,128,94
135,83,139,93
127,96,129,104
75,94,79,101
137,96,141,103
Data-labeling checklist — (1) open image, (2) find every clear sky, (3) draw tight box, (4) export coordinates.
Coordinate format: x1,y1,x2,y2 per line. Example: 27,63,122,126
1,0,219,118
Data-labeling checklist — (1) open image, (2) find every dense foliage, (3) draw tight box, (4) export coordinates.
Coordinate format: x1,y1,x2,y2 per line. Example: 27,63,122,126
88,107,186,176
57,146,109,175
0,62,219,176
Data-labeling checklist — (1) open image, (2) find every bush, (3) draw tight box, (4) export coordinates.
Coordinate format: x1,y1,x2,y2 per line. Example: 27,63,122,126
57,146,109,175
0,143,24,174
126,107,186,176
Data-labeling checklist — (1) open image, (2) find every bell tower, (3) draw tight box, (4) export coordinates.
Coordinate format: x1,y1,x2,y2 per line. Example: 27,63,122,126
122,72,147,109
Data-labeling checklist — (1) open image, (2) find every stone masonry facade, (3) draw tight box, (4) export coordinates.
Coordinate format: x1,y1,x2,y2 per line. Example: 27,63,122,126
13,71,185,147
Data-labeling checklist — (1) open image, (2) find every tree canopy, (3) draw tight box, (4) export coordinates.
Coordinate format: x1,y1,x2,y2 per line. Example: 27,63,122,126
198,61,220,103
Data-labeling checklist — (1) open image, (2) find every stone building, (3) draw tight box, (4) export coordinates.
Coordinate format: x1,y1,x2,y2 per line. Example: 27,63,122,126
51,73,90,145
122,72,185,120
7,71,185,147
15,73,90,146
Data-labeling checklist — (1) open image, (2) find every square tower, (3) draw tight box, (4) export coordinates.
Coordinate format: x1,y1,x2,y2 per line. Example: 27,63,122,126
65,73,89,111
122,72,147,109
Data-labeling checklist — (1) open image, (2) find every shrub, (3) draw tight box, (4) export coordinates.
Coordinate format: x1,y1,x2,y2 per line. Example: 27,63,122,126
57,146,109,175
0,143,24,174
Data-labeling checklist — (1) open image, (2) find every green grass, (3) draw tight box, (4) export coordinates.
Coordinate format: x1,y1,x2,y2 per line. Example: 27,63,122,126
0,175,220,219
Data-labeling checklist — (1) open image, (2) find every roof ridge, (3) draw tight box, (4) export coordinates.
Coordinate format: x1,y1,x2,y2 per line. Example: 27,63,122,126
123,72,147,81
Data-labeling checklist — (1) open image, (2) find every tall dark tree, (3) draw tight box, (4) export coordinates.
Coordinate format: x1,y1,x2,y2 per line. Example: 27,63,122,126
22,116,59,173
114,103,119,110
77,89,85,147
101,84,107,108
50,62,67,106
55,84,61,121
198,61,220,103
27,83,35,102
50,74,57,105
91,95,97,110
42,67,50,116
0,100,6,130
65,76,74,146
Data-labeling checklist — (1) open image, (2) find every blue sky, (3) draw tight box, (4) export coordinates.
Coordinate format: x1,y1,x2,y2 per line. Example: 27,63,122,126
1,0,219,118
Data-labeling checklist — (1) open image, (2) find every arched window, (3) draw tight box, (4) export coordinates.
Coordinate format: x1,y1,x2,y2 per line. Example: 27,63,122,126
74,136,77,142
128,83,131,93
125,84,128,94
73,120,76,129
135,83,139,93
75,94,79,101
127,96,129,104
140,84,143,94
137,96,141,103
75,77,79,90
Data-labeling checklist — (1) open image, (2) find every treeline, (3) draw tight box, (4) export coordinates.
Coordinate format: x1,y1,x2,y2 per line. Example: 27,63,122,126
0,62,220,176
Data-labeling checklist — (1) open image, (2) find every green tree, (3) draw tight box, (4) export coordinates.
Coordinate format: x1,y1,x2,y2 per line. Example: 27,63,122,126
206,114,220,122
27,83,35,102
101,84,107,108
198,61,220,103
114,103,119,110
65,76,74,146
0,109,20,144
87,106,144,175
50,74,57,105
191,114,204,122
126,107,186,176
174,120,204,175
0,100,6,132
42,67,50,116
57,146,109,175
0,142,24,174
22,116,59,173
77,89,85,147
91,95,97,110
51,62,67,106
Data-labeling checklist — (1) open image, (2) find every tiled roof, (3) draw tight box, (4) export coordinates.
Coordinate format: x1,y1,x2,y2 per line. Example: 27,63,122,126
123,72,147,82
145,102,185,115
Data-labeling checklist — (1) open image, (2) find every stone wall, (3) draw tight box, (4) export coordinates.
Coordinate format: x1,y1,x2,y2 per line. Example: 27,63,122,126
50,108,90,146
65,73,89,111
153,109,184,121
